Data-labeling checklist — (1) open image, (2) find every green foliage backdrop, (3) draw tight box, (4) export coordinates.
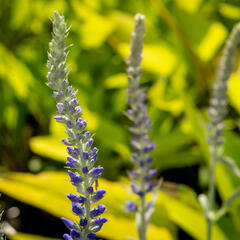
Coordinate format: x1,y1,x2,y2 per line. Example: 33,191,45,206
1,0,240,239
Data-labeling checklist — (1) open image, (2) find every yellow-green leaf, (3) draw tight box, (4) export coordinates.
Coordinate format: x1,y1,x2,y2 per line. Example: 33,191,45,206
219,3,240,20
228,73,240,113
0,44,34,99
104,73,127,89
197,22,228,61
175,0,202,13
71,0,115,48
117,43,177,76
29,136,66,162
149,81,183,116
158,192,228,240
0,172,173,240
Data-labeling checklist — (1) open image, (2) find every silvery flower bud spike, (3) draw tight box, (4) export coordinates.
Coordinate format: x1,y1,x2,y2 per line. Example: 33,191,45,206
199,22,240,240
47,11,107,240
125,14,160,240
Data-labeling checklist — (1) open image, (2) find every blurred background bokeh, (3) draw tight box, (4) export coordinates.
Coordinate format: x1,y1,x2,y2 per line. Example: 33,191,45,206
1,0,240,239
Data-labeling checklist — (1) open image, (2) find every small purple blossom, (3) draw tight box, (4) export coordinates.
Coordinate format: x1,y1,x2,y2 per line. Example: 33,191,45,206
126,201,138,212
87,233,98,239
90,205,106,217
72,203,85,216
67,194,86,204
90,167,104,176
54,116,65,123
75,106,82,113
70,229,80,238
87,186,94,194
83,152,89,159
94,190,106,201
82,167,89,174
80,219,88,227
84,131,91,139
63,234,73,240
61,217,75,230
68,170,83,184
67,120,74,128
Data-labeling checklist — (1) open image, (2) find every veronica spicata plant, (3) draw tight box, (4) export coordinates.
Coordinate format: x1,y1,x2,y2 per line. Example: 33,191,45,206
125,14,160,240
47,11,107,240
199,23,240,240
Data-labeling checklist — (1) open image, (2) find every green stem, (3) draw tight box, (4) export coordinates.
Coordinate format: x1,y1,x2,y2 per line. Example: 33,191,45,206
207,145,217,240
139,196,146,240
207,219,213,240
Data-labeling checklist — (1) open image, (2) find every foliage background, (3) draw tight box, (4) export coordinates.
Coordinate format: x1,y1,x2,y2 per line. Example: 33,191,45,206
1,0,240,239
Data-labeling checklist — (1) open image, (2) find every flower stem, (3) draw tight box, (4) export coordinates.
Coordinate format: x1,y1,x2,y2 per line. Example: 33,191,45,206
139,195,146,240
207,146,217,240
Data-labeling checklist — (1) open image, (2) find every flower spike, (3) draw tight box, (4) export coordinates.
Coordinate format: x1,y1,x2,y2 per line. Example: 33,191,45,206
47,11,106,239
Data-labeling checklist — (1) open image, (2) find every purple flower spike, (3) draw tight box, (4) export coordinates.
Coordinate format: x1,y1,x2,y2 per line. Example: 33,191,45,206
124,13,158,239
47,11,106,238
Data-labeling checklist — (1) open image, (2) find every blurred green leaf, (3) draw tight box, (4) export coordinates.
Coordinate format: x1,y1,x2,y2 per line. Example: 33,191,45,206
197,22,227,62
228,73,240,113
104,73,127,89
0,44,34,99
175,0,202,13
29,136,66,162
149,81,184,116
117,43,177,76
158,191,229,240
0,172,173,240
71,0,115,48
219,3,240,19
